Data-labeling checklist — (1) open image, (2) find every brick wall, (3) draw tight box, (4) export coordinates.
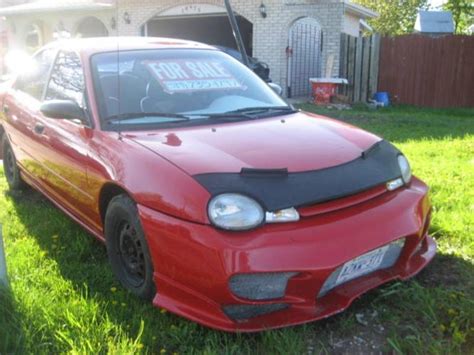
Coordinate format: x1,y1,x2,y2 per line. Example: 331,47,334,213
4,0,345,95
0,32,6,75
116,0,344,95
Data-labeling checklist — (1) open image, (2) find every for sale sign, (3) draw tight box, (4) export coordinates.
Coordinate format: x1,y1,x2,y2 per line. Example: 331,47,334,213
144,60,242,93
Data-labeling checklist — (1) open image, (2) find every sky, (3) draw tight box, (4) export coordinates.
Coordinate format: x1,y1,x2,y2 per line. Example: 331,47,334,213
429,0,448,9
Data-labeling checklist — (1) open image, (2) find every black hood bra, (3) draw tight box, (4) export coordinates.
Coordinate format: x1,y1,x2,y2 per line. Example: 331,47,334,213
193,140,404,212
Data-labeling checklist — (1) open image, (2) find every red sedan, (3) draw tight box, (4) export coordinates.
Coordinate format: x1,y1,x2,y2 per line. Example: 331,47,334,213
0,37,435,332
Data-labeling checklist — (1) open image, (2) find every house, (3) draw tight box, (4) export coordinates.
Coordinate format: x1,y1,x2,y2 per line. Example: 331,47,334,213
0,18,7,74
0,0,377,97
414,11,455,35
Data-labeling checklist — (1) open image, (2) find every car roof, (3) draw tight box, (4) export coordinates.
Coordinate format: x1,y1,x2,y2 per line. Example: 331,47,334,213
43,36,217,56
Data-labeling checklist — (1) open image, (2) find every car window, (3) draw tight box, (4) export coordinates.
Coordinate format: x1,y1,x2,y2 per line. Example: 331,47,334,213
91,49,288,130
15,49,56,100
45,51,85,108
96,60,134,75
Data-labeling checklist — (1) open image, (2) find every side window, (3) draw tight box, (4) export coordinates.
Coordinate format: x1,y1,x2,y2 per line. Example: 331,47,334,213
45,51,85,108
15,49,55,100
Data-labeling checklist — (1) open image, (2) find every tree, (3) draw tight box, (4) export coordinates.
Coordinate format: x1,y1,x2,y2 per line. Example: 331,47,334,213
443,0,473,34
353,0,429,35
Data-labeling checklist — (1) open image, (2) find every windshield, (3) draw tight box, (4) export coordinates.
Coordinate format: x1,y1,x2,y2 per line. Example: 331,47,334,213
90,49,290,130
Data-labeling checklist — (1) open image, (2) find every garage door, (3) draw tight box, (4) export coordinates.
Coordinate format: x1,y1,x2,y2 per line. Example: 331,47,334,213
143,5,253,56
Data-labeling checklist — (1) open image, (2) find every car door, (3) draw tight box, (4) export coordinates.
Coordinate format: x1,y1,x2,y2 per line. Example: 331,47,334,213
2,48,57,184
39,50,97,227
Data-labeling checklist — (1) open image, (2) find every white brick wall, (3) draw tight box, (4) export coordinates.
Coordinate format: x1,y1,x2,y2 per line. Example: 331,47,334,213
5,0,346,96
115,0,344,95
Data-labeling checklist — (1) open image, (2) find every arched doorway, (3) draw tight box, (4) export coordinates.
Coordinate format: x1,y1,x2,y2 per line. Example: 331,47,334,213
142,4,253,55
75,17,108,38
287,17,323,98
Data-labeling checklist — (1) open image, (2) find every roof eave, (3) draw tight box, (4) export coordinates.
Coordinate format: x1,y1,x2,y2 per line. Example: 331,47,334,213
0,4,115,17
344,1,378,19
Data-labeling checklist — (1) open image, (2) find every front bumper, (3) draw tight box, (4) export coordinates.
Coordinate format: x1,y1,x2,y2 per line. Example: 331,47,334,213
138,177,436,332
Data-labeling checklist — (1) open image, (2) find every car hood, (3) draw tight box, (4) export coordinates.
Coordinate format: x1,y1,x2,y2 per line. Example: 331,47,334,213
125,111,382,176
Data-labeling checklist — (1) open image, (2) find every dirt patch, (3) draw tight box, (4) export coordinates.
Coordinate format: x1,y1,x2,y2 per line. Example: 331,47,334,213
307,308,390,354
418,254,473,292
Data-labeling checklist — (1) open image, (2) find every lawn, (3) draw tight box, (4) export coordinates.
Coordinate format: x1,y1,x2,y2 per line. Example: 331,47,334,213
1,105,473,354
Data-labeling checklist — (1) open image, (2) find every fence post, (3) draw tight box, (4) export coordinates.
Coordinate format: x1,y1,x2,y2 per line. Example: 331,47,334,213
368,34,381,101
361,36,371,102
339,34,348,96
347,36,356,101
353,37,363,102
0,224,8,287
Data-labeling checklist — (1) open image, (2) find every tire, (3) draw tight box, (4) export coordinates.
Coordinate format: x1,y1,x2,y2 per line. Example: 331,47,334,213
105,194,156,301
2,135,25,190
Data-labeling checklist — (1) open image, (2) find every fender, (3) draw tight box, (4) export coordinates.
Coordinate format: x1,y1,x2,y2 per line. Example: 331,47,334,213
86,131,212,226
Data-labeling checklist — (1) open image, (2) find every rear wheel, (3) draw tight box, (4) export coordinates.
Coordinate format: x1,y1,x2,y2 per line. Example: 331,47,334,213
2,135,25,190
105,194,156,300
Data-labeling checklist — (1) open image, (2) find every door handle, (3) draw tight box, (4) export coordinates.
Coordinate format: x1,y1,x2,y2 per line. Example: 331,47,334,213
34,123,45,135
3,105,9,114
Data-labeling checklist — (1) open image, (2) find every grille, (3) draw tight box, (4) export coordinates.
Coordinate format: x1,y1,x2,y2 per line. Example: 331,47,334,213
229,272,298,300
223,303,288,321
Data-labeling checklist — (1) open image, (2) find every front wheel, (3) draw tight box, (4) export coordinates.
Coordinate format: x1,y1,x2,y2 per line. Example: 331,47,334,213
105,194,156,300
105,195,155,300
2,135,25,190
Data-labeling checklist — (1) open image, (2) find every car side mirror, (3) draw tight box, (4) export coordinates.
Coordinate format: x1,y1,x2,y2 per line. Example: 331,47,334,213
268,83,283,96
40,100,86,122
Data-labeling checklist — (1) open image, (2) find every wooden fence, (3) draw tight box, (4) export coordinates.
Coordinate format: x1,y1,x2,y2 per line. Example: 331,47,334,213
339,34,381,103
378,35,474,108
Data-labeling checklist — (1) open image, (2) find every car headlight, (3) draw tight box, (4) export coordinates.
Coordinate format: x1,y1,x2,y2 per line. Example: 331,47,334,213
208,194,300,231
397,155,412,184
208,194,264,231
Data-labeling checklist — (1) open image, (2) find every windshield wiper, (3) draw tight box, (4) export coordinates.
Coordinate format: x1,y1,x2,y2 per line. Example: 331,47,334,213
103,106,298,124
224,106,296,114
104,112,191,123
223,106,298,116
189,106,298,121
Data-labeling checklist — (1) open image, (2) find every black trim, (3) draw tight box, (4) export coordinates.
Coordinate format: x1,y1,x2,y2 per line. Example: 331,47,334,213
194,140,403,212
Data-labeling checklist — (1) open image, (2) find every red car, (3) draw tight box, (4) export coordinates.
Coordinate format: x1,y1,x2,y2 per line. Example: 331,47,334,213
0,37,435,332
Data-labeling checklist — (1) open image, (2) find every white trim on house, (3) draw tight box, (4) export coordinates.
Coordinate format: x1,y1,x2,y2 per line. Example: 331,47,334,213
344,1,378,19
0,0,115,16
157,4,227,18
360,19,373,32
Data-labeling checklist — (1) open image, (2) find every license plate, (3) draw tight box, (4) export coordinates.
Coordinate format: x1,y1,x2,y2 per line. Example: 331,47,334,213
335,245,390,286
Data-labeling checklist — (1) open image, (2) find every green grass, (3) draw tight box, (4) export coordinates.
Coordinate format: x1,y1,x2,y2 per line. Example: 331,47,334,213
1,105,473,354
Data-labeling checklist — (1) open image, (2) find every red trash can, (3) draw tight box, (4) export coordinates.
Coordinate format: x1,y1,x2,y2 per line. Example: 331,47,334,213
310,78,348,105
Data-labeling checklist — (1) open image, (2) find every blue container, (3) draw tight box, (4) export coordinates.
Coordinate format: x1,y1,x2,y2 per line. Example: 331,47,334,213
374,92,390,107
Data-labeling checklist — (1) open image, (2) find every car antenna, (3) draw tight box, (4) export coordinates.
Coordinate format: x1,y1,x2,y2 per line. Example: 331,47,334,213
224,0,250,68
